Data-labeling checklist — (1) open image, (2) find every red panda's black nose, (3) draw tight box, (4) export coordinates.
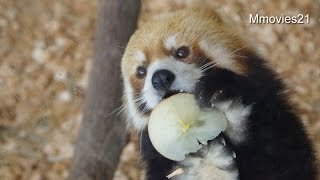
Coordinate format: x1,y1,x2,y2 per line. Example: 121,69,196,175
152,70,175,91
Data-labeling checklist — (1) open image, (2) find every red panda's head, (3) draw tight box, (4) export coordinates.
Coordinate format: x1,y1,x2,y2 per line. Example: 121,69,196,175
121,8,252,130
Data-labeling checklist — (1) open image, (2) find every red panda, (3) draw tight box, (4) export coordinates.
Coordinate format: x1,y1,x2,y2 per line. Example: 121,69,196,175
121,8,317,180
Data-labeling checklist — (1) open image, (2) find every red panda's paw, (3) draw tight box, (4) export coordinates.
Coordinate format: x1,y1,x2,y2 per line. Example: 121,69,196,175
194,81,240,110
194,68,244,110
193,64,259,115
171,136,239,180
195,76,252,145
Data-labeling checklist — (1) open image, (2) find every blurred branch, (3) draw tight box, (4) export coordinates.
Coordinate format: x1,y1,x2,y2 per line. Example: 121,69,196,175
69,0,140,179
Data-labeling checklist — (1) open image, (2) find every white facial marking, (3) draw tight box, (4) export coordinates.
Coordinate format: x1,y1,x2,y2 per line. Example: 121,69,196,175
164,34,178,50
199,40,235,71
142,57,202,110
124,80,148,130
135,50,146,63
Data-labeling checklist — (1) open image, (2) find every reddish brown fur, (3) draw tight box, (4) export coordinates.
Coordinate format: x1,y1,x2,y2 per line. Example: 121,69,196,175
122,8,253,92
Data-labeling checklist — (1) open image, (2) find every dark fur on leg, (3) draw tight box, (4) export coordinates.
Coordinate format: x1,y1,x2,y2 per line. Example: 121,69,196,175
195,51,317,180
140,130,176,180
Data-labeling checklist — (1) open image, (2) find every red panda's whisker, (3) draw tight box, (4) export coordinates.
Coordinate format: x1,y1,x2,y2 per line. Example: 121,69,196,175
199,62,212,71
201,65,216,73
136,100,145,107
104,92,145,119
133,94,144,103
134,97,143,103
117,45,127,51
203,63,217,71
200,62,218,73
229,45,248,56
141,106,149,114
114,105,128,119
199,57,216,70
199,45,248,74
200,62,212,70
235,55,248,59
104,103,128,119
198,57,210,68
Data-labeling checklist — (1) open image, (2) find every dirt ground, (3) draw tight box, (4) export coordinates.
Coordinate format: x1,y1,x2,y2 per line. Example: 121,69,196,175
0,0,319,179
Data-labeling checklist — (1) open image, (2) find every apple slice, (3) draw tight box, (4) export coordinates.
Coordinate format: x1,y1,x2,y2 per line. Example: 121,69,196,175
148,93,227,161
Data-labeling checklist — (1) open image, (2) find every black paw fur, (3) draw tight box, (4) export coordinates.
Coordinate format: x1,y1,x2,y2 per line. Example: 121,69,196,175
194,68,244,109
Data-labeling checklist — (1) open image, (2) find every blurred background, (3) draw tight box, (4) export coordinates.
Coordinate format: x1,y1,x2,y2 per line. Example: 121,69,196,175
0,0,319,179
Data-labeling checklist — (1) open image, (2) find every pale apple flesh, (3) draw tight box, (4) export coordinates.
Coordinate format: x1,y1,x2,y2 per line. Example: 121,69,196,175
148,93,227,161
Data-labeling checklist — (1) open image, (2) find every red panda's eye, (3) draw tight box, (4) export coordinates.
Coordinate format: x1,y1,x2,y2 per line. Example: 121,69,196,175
136,66,147,79
175,46,190,59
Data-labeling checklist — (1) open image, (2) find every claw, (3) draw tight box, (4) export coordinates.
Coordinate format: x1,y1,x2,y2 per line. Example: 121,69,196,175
210,91,223,104
221,138,226,146
167,168,184,179
211,103,215,108
232,151,236,158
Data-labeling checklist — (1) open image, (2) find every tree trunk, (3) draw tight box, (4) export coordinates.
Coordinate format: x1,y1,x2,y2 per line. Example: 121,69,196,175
69,0,140,179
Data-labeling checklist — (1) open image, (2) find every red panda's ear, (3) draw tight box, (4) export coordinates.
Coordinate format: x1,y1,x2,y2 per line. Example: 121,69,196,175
138,10,177,28
204,8,225,24
177,6,221,21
